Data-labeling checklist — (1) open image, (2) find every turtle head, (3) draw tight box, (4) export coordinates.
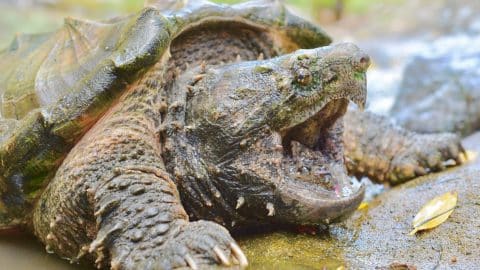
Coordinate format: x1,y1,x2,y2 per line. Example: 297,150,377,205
170,43,368,226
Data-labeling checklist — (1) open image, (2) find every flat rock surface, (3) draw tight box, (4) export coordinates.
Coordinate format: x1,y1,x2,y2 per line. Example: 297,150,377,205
238,132,480,269
0,233,92,270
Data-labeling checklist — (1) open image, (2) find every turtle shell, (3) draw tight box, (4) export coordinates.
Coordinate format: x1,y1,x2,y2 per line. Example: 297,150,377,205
0,0,331,228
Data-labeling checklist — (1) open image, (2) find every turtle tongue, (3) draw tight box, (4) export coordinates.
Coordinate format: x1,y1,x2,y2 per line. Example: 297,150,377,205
326,163,357,197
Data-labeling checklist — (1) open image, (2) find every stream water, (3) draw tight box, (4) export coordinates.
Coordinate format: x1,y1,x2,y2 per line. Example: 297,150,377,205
0,232,92,270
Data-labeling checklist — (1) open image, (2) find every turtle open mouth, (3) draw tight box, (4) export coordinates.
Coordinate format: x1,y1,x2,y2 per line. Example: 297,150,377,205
281,98,348,164
274,98,365,223
280,98,361,194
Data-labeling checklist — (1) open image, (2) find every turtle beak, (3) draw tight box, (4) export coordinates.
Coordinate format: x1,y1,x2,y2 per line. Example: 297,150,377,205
318,43,369,111
350,87,366,111
350,51,370,111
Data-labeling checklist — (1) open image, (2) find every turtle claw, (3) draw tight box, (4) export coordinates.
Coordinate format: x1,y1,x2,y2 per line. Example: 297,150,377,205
214,245,231,266
185,254,198,270
447,143,460,159
110,220,244,269
455,143,468,164
172,222,247,269
231,242,248,268
414,166,427,176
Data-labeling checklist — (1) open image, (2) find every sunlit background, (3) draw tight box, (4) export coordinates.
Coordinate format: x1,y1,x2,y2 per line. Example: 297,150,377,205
1,0,355,49
1,0,479,123
1,0,479,115
4,0,475,48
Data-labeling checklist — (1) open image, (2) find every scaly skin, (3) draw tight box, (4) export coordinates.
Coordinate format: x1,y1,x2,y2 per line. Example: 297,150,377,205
344,109,464,184
32,60,244,269
32,43,370,269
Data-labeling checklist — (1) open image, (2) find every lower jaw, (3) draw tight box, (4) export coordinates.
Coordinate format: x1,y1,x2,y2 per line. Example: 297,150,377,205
275,179,365,225
276,108,364,224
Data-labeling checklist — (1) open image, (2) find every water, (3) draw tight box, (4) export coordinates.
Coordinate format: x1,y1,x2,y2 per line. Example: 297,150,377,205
0,232,93,270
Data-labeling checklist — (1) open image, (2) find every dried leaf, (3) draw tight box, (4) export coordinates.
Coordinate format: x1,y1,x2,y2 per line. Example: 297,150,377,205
465,150,478,162
409,191,457,235
357,201,369,210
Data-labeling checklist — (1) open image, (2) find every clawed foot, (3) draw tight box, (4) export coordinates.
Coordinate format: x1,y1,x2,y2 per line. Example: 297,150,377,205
113,220,247,270
166,220,248,270
387,133,466,184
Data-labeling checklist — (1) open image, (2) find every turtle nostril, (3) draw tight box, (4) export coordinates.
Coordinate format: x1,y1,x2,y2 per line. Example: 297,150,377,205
355,54,371,72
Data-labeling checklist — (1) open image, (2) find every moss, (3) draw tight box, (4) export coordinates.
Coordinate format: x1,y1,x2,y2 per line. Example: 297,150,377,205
238,231,346,270
354,71,365,81
254,65,274,73
23,150,64,199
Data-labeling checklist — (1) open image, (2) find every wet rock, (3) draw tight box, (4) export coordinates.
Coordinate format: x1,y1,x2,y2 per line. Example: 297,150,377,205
239,132,480,269
438,1,480,35
391,36,480,136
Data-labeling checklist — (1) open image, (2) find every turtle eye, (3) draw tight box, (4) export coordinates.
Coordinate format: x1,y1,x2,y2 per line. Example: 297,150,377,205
295,68,312,86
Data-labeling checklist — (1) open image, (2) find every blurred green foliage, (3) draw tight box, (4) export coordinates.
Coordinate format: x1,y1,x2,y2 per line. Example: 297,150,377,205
13,0,384,15
0,0,389,48
55,0,143,12
212,0,384,13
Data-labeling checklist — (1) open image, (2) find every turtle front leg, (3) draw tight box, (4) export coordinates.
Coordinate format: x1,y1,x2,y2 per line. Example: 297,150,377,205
91,171,245,269
343,109,465,184
32,111,246,269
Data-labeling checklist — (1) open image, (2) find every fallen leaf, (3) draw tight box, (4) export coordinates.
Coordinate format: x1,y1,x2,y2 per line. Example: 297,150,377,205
357,201,369,210
409,191,457,235
378,262,417,270
465,150,478,162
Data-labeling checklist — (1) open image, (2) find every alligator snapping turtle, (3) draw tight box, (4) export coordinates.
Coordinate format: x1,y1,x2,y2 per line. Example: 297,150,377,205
0,0,465,269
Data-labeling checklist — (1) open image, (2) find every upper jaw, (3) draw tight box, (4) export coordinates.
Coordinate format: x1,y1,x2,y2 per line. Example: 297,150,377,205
281,72,367,133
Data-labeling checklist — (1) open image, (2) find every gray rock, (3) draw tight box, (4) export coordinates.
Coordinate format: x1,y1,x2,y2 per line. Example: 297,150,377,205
391,38,480,136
